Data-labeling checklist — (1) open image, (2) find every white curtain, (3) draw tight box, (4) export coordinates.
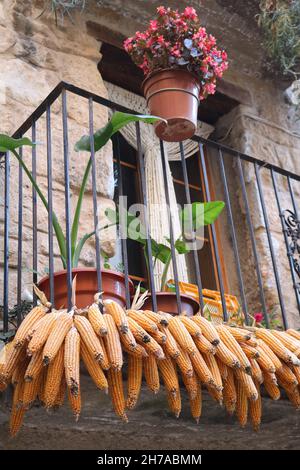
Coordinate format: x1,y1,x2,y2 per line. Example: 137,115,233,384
105,81,214,289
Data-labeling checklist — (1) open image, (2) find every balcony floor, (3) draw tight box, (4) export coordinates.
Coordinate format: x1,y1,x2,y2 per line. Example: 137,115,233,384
0,373,299,450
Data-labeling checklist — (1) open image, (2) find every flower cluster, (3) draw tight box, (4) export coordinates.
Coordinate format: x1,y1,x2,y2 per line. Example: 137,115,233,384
124,6,228,100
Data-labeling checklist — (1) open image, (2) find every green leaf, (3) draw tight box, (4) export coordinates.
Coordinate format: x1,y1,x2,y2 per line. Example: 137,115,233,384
73,230,95,267
74,112,163,153
175,239,190,254
0,135,35,153
180,201,225,231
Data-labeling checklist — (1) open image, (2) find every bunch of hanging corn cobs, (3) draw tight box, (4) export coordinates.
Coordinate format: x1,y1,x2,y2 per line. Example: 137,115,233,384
1,294,300,437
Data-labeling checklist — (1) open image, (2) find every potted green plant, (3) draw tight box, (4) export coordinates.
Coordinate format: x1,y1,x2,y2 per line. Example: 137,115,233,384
106,200,225,316
124,5,228,142
0,112,161,309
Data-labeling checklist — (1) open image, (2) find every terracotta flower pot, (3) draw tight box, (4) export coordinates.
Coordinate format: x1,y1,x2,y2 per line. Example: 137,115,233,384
142,292,199,317
38,268,134,309
142,68,201,142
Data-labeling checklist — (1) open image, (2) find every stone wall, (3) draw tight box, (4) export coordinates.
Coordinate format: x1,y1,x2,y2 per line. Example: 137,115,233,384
1,0,300,327
0,0,116,307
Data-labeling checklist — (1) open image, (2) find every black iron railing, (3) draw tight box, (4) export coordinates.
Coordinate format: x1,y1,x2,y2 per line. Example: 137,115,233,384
1,81,300,339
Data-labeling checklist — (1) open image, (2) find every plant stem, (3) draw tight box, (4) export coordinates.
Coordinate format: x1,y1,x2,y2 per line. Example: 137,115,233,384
160,253,172,291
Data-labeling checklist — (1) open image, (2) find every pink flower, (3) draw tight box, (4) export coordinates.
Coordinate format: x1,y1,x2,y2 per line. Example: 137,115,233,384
123,37,133,52
157,6,167,16
157,35,165,45
183,6,197,20
150,20,158,31
204,82,216,95
254,313,264,323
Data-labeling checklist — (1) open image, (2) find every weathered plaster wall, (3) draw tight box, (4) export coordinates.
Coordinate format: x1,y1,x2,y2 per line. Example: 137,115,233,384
0,0,116,306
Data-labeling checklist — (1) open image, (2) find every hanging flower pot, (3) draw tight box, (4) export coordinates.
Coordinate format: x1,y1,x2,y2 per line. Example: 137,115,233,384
142,68,200,142
124,6,228,142
38,268,134,309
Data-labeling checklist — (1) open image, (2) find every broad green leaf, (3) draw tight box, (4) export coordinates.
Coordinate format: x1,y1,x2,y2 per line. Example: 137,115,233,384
71,112,162,259
0,135,35,153
73,230,95,267
180,201,225,230
74,112,163,153
175,238,190,254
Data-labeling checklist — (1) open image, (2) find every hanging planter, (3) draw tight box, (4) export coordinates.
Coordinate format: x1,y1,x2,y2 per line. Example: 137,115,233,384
124,6,228,142
38,268,134,309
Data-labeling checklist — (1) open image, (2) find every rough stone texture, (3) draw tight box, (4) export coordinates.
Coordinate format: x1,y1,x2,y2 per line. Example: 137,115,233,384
1,375,300,450
0,0,116,307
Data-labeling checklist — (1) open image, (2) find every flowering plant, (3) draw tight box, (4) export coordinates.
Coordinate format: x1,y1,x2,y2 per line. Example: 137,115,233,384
124,6,228,100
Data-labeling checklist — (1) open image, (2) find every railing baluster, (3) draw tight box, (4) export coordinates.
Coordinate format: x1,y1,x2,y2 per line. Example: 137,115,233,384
112,133,131,308
236,157,269,326
218,149,249,323
46,105,55,307
271,170,300,320
255,163,288,329
160,140,182,314
62,89,72,310
89,98,102,294
179,142,204,310
288,176,299,220
17,147,23,324
3,152,10,334
135,122,157,311
199,144,227,321
32,122,38,306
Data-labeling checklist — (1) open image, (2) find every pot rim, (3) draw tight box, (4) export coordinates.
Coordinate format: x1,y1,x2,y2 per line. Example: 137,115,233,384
145,291,200,314
142,67,201,92
38,267,134,292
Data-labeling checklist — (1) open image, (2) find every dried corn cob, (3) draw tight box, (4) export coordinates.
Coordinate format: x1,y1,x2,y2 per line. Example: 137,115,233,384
74,314,104,363
285,385,300,409
223,367,237,415
271,330,300,353
128,317,164,359
81,341,108,392
262,370,278,385
25,349,43,382
107,368,128,421
292,364,300,383
249,358,263,385
249,381,262,431
27,312,58,356
256,346,276,373
150,330,167,345
98,336,110,370
157,356,179,396
224,325,252,342
216,356,228,380
192,315,220,345
104,300,129,334
143,354,160,394
168,317,197,356
1,343,27,383
276,361,298,387
193,334,216,354
126,355,142,409
255,329,300,365
88,303,108,336
23,373,43,409
216,325,251,374
215,341,240,369
167,388,181,418
14,305,47,348
203,352,223,392
44,345,65,409
102,313,123,370
161,327,180,359
235,368,258,401
54,376,66,408
257,340,284,371
179,316,202,338
263,375,280,400
11,357,29,387
43,312,73,364
286,329,300,341
143,310,169,327
182,372,198,400
240,342,260,359
123,343,148,358
236,378,248,427
174,343,193,378
68,387,81,421
127,309,159,333
64,327,80,396
188,381,202,423
190,349,215,386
